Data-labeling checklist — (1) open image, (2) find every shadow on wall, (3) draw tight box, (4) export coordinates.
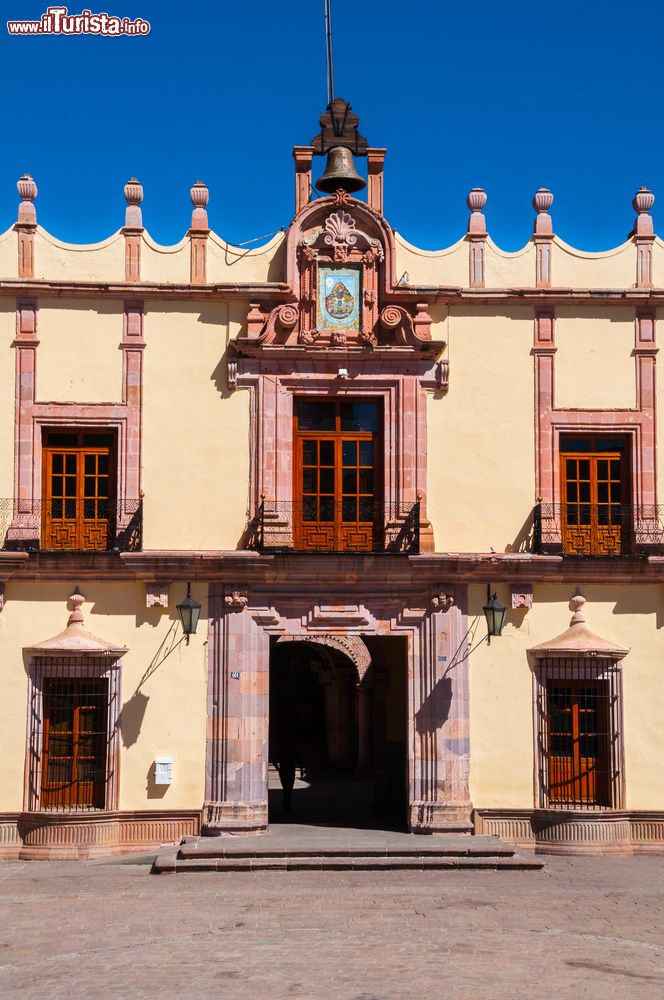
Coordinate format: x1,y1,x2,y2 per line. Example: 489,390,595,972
505,509,534,554
118,690,149,749
611,588,664,630
414,675,452,736
210,350,234,400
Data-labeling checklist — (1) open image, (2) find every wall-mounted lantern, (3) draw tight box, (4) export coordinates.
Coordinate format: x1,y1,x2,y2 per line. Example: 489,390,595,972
176,583,202,645
483,585,507,644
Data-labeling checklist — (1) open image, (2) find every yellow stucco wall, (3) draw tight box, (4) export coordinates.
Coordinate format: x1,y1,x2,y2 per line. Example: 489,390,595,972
469,583,664,811
555,306,635,410
551,238,635,288
140,234,190,285
484,239,536,287
427,307,535,553
0,583,207,813
0,227,16,280
206,232,285,284
393,234,470,288
651,238,664,288
141,300,250,549
37,299,124,403
33,228,124,283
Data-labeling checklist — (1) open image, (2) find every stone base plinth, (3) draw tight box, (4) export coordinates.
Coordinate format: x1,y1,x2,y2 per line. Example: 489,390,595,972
201,800,268,837
0,810,201,860
473,808,664,856
408,800,473,835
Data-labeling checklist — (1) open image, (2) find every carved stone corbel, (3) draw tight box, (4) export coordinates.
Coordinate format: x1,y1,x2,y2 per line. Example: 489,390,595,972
432,591,455,612
225,589,248,610
146,583,168,609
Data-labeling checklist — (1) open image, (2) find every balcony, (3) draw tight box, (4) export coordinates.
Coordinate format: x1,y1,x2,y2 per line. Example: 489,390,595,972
1,499,142,553
533,502,664,557
248,499,421,555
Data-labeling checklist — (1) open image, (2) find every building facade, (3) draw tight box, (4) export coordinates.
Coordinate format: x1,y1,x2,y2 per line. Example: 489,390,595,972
1,105,664,858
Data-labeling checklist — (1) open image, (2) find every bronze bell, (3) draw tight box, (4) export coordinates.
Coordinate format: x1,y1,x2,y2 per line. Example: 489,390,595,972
316,146,366,195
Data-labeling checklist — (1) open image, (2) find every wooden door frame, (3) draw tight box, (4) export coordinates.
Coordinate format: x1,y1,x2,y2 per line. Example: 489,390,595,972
559,434,631,555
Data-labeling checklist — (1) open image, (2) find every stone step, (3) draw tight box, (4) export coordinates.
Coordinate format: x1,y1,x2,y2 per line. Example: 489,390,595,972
152,850,543,874
176,841,516,861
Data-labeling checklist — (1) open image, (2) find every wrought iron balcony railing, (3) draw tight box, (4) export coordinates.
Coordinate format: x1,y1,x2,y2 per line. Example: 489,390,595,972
1,499,142,553
248,499,421,554
533,502,664,557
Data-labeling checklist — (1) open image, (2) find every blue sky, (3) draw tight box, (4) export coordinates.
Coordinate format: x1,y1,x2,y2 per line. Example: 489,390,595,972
1,0,661,250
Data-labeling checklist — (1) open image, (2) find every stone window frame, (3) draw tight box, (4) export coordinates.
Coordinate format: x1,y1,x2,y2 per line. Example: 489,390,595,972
238,368,431,548
8,299,144,549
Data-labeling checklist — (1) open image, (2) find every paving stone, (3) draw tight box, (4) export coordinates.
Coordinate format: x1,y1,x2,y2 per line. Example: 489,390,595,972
0,855,663,999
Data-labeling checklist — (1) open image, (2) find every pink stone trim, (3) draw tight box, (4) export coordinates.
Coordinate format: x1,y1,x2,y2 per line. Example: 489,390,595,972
632,188,655,288
532,190,554,287
534,310,658,514
15,174,37,278
189,181,209,284
466,189,487,288
123,178,144,282
293,146,314,215
367,148,386,215
204,582,472,835
235,363,433,551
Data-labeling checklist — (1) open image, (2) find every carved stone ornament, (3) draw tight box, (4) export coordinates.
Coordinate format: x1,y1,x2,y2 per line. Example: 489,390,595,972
299,210,384,264
380,305,436,348
511,584,533,610
146,583,169,609
432,591,455,612
224,589,248,610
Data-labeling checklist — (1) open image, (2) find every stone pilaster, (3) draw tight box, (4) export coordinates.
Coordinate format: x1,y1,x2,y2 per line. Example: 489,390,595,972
466,188,487,288
632,186,655,287
408,586,472,833
202,585,270,835
122,178,143,282
367,148,386,215
293,146,314,215
15,174,37,279
188,180,209,284
532,188,554,287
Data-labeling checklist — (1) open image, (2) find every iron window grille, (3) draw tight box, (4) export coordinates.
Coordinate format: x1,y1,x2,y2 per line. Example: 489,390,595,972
536,657,624,811
27,656,121,813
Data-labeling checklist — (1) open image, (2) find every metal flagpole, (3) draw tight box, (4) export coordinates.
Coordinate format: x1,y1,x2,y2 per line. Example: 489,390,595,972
324,0,335,107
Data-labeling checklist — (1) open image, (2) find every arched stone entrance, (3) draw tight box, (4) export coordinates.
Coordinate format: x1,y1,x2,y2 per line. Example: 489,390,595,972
202,583,472,837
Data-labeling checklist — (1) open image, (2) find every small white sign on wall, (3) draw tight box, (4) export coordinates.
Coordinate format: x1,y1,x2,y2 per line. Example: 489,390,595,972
154,758,173,785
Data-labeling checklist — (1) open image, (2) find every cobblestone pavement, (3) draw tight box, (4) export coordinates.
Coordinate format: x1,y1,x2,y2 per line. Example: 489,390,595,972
0,853,663,1000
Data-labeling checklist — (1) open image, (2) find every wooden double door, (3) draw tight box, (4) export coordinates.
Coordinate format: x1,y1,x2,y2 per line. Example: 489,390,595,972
42,431,115,550
560,435,629,556
294,399,382,552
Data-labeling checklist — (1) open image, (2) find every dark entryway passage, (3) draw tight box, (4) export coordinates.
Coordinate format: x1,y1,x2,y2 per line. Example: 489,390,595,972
268,636,408,830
